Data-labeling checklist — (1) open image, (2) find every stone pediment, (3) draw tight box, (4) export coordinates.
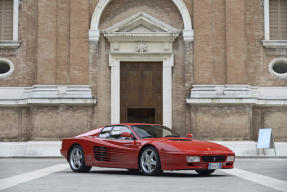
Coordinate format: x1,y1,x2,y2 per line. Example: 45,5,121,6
103,12,180,41
126,24,160,33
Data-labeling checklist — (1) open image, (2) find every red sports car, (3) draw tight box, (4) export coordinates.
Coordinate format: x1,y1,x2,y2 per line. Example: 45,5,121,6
61,123,235,175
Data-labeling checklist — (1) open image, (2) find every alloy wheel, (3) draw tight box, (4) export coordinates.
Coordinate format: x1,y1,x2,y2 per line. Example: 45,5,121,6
141,148,159,174
70,147,83,170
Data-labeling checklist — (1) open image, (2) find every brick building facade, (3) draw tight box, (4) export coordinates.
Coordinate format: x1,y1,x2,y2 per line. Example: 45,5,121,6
0,0,287,142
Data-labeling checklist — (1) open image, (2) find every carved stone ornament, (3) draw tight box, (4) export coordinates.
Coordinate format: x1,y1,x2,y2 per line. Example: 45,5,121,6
137,41,147,52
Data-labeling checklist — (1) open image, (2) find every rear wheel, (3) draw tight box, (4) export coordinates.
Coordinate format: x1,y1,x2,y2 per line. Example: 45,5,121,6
69,145,91,173
195,169,215,176
140,146,162,176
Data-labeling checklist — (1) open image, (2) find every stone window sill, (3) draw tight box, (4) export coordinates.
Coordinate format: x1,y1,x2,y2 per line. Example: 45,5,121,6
0,41,21,49
262,40,287,48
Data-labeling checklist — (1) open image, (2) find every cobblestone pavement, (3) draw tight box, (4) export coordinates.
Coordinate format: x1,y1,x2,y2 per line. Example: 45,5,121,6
0,158,287,192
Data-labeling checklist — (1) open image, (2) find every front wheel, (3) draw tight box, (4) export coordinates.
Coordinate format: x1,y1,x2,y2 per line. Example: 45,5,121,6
140,146,162,176
69,145,91,173
195,169,215,176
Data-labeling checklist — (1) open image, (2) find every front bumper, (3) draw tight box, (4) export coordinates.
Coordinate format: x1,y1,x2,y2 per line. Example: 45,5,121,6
160,152,235,170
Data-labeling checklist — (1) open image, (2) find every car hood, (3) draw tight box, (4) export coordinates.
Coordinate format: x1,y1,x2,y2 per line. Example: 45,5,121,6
153,138,234,154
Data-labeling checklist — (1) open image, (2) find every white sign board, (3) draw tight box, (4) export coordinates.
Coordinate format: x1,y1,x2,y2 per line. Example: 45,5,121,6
257,128,274,149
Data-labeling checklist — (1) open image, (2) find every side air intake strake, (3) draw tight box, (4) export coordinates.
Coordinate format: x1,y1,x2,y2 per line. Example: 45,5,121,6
93,146,126,162
93,146,109,161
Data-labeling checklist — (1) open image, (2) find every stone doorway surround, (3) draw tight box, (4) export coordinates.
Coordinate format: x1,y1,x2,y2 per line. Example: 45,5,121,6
103,12,180,128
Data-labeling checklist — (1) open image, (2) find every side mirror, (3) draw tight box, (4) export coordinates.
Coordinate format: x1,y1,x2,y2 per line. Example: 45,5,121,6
121,132,133,138
186,133,193,138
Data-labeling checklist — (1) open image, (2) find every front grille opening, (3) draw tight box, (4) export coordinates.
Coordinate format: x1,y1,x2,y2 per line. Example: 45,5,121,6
187,163,194,166
202,156,226,162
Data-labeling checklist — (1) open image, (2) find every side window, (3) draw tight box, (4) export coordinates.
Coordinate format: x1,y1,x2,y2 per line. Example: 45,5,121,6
269,0,287,40
110,126,132,140
98,127,112,138
0,0,13,40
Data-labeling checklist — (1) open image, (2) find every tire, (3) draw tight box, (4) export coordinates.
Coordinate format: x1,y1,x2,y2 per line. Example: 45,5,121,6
68,145,92,173
139,146,162,176
195,169,215,176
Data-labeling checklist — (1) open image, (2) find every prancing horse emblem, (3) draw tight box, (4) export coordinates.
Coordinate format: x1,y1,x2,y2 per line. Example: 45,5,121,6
213,156,216,162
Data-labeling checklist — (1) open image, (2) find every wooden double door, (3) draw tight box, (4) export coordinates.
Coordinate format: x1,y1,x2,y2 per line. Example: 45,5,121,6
120,62,162,124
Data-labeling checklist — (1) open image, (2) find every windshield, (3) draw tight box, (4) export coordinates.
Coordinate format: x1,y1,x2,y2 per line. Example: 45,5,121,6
131,125,180,139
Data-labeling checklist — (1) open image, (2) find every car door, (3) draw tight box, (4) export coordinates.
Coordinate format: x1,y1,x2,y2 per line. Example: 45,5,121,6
95,126,139,169
93,126,113,163
106,126,139,168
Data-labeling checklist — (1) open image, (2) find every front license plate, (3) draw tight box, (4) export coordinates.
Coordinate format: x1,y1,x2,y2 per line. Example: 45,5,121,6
208,163,222,170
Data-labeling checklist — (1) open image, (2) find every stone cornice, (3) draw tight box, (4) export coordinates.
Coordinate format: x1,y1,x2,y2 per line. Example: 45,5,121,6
186,85,287,106
104,34,179,42
0,41,21,48
0,85,96,106
262,40,287,49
